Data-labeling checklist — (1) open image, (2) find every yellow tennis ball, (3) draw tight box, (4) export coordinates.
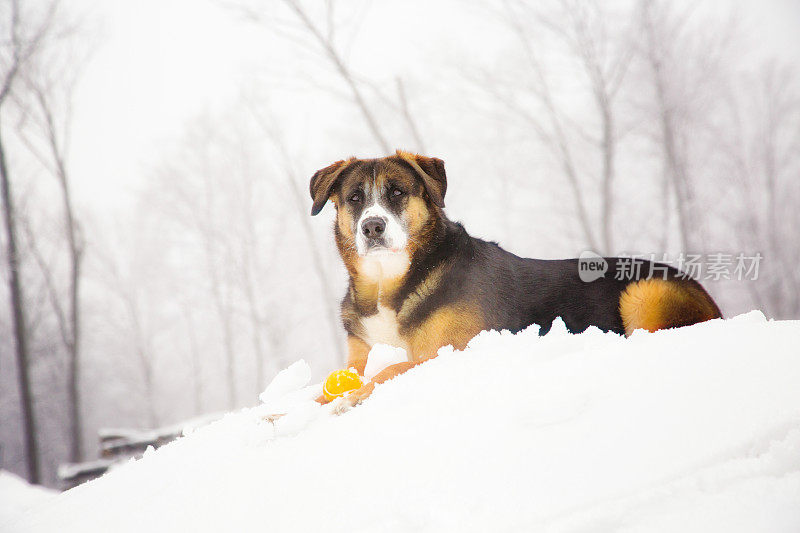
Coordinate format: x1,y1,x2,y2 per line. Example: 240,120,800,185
323,369,363,402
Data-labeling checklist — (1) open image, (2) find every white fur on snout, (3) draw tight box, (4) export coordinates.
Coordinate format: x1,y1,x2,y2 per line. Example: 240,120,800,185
355,194,408,256
355,189,410,280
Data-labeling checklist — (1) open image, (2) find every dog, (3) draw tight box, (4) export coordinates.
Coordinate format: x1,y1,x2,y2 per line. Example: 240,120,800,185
310,151,722,407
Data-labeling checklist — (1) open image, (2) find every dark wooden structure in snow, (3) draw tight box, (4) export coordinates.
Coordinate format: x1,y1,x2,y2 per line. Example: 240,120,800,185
57,414,221,490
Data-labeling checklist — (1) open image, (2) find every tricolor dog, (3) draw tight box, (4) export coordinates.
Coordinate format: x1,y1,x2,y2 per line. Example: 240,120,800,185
310,151,722,406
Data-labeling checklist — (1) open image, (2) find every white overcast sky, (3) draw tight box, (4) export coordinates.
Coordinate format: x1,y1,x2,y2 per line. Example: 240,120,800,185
66,0,800,211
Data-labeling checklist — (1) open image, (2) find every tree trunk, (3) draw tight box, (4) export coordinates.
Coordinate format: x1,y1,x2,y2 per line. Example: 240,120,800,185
502,3,599,251
55,142,83,462
37,90,85,462
125,294,159,428
250,108,345,363
200,169,238,409
599,97,615,255
183,306,204,415
642,1,693,252
0,122,40,483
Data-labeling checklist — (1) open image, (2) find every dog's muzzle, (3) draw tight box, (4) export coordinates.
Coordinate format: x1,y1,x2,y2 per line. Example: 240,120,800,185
361,216,386,239
361,216,388,249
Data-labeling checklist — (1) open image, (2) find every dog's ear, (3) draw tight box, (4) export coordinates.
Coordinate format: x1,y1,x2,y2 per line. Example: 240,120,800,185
395,150,447,208
309,158,356,216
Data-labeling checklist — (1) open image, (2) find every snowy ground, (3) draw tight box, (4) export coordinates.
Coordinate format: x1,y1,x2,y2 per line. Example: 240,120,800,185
0,471,56,526
5,311,800,532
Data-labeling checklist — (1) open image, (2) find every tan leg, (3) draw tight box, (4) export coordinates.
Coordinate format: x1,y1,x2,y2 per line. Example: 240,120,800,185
345,335,371,374
341,354,437,406
342,305,483,408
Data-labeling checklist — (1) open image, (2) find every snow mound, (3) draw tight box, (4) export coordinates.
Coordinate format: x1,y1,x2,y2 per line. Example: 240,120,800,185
0,471,57,525
7,312,800,532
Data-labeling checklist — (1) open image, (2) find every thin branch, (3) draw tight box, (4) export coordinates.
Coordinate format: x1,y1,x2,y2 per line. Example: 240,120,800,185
18,217,71,351
395,78,427,153
501,0,598,250
249,102,345,362
281,0,391,153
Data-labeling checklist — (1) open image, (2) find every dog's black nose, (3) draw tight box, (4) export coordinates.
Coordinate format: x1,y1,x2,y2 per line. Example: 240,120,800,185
361,217,386,239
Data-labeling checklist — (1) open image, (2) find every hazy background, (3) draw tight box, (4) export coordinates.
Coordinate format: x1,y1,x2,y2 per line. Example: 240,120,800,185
2,0,799,488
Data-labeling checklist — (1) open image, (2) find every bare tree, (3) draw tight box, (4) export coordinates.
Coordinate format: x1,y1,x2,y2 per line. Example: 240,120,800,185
248,104,344,362
637,0,738,252
150,116,267,408
756,65,800,318
497,0,598,251
639,0,694,251
0,0,59,484
395,78,428,154
281,0,390,153
226,0,390,151
194,141,239,410
722,62,800,318
288,3,431,156
473,0,636,253
16,61,86,463
465,0,634,252
118,285,160,428
0,74,39,484
92,224,163,429
232,135,289,393
542,0,633,253
237,161,269,394
181,303,204,415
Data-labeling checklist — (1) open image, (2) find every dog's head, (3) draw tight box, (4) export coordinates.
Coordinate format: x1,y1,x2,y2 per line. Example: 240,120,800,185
309,150,447,273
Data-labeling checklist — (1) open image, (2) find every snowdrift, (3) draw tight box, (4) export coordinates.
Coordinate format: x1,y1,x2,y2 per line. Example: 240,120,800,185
0,472,56,526
6,312,800,532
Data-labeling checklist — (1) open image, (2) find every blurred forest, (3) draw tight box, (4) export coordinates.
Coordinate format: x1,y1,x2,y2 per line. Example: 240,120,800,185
1,0,799,487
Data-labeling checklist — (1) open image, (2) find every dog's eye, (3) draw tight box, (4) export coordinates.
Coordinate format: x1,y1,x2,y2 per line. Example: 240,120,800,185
349,191,363,203
390,187,404,198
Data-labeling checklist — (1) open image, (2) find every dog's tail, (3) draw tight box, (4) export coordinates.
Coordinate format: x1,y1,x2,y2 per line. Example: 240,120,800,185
619,278,722,335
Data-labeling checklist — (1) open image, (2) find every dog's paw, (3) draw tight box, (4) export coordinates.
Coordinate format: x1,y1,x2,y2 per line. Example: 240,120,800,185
329,396,354,415
329,382,375,415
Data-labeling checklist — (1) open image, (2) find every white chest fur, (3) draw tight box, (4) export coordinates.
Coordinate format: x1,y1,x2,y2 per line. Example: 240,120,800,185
360,305,410,354
355,249,412,356
359,251,410,281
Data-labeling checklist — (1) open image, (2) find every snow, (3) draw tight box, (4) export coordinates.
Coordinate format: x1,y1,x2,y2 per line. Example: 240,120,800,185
363,343,408,380
5,311,800,532
0,471,57,526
